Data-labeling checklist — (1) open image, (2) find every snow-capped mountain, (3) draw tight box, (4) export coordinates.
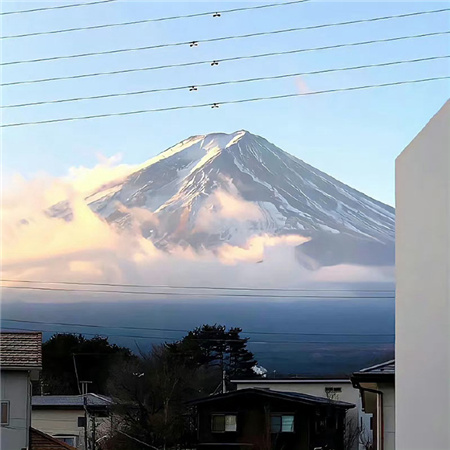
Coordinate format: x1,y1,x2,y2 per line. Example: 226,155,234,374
80,131,394,268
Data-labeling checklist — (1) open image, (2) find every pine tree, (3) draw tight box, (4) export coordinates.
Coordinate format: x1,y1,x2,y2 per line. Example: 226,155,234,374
167,324,258,379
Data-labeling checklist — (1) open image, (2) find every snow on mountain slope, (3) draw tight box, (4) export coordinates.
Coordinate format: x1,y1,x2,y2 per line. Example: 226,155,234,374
84,130,395,268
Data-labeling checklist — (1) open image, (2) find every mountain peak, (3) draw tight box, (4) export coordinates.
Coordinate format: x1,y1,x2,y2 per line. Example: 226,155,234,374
86,131,395,268
199,130,247,151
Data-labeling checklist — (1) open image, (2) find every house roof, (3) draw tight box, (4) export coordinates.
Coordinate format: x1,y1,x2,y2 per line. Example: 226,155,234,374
30,428,76,450
358,360,395,374
33,393,113,408
352,359,395,383
0,331,42,370
232,378,351,384
189,388,354,409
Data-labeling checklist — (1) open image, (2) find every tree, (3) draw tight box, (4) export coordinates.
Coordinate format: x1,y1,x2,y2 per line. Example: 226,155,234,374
40,333,133,395
105,324,260,449
167,324,258,380
107,344,219,449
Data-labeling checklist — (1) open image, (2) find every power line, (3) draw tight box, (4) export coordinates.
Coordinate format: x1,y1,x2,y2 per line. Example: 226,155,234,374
3,8,449,66
0,326,393,345
0,285,395,299
0,318,395,336
0,278,394,293
0,0,118,16
3,55,447,109
3,31,447,87
2,76,448,128
1,1,310,39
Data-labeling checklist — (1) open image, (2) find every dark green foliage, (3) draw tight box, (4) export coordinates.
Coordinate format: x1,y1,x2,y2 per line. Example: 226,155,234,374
40,325,260,448
40,333,133,395
167,324,258,378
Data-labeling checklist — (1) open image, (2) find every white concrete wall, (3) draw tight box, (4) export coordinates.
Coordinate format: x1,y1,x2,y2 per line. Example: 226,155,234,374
235,381,363,449
1,370,31,450
395,100,450,450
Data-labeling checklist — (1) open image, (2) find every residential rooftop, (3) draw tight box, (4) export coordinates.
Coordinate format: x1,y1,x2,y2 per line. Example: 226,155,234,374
189,387,355,409
32,393,113,408
30,427,76,450
232,377,351,383
355,359,395,375
352,359,395,384
0,331,42,369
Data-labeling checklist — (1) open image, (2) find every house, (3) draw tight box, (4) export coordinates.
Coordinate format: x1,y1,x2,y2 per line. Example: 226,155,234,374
189,387,354,450
1,331,42,450
232,377,371,450
30,427,77,450
32,394,114,449
395,99,450,450
351,360,395,450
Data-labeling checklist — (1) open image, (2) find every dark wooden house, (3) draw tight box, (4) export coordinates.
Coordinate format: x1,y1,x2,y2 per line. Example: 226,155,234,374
190,387,354,450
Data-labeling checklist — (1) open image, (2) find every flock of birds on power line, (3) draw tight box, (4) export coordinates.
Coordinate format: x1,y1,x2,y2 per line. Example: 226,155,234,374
0,1,409,343
1,0,449,128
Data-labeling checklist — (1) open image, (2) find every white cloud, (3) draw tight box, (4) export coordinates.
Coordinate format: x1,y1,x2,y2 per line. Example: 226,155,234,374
1,157,394,303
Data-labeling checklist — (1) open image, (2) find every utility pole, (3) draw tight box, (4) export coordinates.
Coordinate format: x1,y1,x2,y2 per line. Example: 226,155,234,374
92,414,96,450
83,394,88,450
222,370,227,394
81,381,92,450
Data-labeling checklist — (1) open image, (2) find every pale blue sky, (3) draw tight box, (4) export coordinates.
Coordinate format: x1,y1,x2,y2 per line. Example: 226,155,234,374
2,0,449,206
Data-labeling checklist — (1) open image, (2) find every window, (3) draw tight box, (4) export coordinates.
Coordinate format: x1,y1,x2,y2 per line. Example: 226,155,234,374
325,387,342,393
78,416,86,427
54,436,77,446
1,402,9,425
271,414,294,433
211,414,237,432
325,387,342,400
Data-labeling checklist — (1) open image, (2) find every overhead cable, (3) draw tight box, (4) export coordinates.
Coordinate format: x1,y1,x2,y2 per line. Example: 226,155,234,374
0,285,395,298
2,8,449,66
0,326,393,344
2,30,448,87
2,76,448,128
0,0,117,16
0,278,395,292
1,1,310,39
2,55,447,109
1,317,396,336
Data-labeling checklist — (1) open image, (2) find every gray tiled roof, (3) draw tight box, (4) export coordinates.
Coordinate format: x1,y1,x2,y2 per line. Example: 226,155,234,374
358,359,395,374
0,331,42,369
32,393,113,408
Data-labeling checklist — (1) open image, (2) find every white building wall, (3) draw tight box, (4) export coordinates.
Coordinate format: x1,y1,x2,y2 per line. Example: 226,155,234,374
32,408,113,450
32,409,85,449
1,371,31,450
395,100,450,450
379,383,395,450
